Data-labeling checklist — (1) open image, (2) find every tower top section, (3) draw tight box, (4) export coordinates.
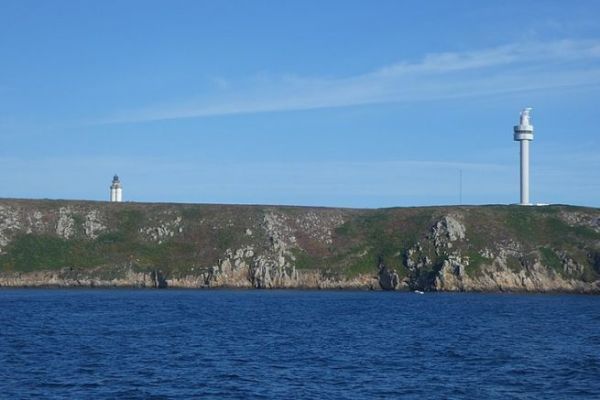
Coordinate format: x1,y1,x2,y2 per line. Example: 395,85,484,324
111,174,122,189
514,107,534,141
519,108,532,127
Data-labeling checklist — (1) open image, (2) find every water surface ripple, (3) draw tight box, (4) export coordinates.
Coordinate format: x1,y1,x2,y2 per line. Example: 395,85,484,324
0,290,598,399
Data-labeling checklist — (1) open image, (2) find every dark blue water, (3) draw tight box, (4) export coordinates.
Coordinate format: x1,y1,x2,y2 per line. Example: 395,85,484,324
1,290,599,399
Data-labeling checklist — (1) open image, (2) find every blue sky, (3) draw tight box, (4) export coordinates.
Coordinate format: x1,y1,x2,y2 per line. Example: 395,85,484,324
1,0,599,208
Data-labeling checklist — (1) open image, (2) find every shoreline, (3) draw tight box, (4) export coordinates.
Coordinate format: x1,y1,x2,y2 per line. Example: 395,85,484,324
0,283,598,295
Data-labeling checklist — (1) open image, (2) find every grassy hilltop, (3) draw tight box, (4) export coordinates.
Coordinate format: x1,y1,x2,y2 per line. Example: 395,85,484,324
0,199,599,292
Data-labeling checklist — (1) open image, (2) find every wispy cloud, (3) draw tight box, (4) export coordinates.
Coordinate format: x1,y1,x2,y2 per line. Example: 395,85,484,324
100,39,600,124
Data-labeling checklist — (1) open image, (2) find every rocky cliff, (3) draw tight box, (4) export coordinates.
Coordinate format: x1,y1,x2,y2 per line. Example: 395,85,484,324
0,199,599,293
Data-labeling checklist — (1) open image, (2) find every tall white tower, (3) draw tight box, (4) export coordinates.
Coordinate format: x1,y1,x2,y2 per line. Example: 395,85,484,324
110,174,123,202
514,108,534,205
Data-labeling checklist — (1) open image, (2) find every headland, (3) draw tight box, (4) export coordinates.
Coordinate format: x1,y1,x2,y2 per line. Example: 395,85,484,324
0,199,598,293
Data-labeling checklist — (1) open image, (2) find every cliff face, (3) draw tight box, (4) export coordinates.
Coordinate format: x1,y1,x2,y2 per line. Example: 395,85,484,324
0,199,599,293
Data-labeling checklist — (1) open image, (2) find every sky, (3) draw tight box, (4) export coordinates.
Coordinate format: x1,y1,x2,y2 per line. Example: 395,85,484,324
1,0,599,208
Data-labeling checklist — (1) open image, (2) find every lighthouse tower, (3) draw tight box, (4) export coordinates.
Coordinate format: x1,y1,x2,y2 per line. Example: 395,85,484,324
110,174,123,202
513,108,534,205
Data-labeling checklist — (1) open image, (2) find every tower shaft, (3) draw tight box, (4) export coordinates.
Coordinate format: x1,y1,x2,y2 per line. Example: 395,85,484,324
520,140,530,205
110,187,122,202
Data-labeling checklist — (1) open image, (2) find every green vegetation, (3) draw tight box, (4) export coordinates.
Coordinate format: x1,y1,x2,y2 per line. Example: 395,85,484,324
181,206,204,220
0,231,199,274
117,209,144,237
331,209,433,272
539,247,563,272
216,229,236,251
506,256,523,273
0,234,101,272
291,249,319,270
503,207,600,247
345,251,379,278
464,251,491,277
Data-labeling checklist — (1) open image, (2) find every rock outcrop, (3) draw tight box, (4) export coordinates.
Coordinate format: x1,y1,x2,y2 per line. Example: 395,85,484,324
377,258,402,290
0,199,599,293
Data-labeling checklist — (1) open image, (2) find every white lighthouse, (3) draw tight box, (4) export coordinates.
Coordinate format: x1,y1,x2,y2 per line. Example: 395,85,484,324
110,174,123,202
514,108,534,205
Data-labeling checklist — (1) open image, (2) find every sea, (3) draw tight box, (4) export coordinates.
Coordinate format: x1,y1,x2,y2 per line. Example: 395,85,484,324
0,289,598,399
